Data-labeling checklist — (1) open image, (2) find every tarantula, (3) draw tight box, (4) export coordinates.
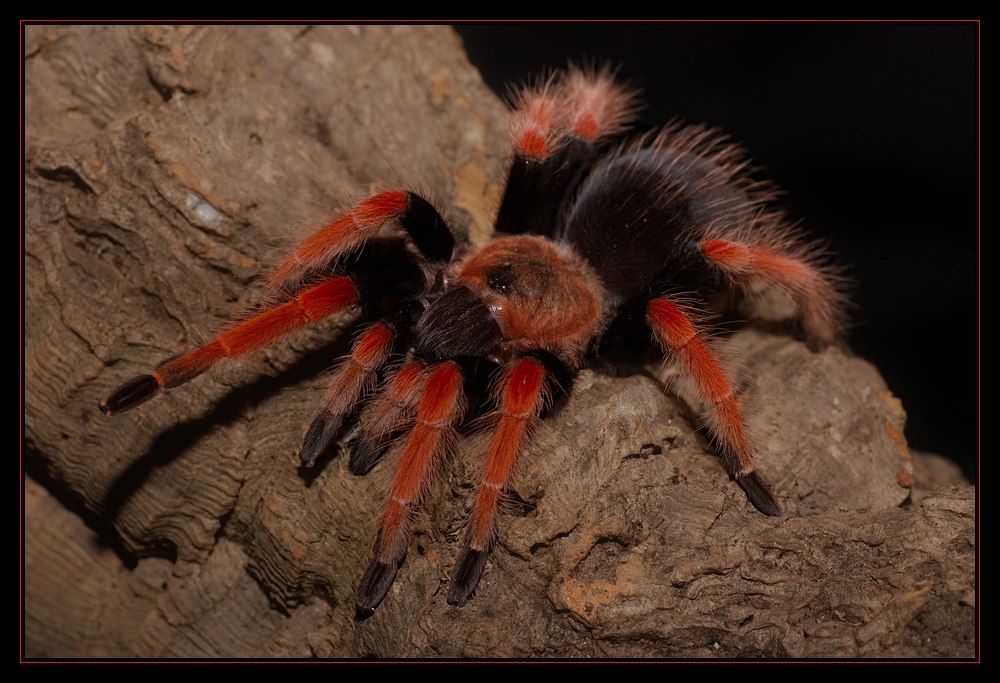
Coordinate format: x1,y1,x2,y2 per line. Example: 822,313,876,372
100,66,845,619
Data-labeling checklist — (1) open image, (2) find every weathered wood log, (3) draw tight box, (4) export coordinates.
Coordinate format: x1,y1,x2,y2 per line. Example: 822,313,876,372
24,25,974,658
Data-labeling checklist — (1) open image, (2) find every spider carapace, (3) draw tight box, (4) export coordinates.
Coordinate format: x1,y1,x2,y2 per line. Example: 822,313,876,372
100,66,846,619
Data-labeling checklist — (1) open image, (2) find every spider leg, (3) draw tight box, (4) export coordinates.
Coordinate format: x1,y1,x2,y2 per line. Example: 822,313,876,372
448,355,549,607
355,361,466,620
348,360,429,475
299,321,397,468
701,237,844,349
269,190,454,292
299,297,427,469
99,276,358,416
496,67,639,238
102,232,432,419
647,297,782,516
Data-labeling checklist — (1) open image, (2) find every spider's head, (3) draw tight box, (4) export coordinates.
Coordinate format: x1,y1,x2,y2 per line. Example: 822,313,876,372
413,235,605,366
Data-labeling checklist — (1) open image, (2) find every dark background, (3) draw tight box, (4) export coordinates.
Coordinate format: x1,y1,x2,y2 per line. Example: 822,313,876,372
456,23,978,479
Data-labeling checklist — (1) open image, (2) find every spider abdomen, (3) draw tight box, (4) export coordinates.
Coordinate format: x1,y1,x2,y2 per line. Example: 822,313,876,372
559,129,768,307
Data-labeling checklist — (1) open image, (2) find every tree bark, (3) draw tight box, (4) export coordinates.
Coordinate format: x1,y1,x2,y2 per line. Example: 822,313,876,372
24,25,975,658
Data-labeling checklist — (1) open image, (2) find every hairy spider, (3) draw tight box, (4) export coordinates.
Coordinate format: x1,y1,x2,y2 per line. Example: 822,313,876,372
99,66,846,619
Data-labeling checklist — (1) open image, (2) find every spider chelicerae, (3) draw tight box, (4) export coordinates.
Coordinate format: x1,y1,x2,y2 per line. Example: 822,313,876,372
100,65,846,619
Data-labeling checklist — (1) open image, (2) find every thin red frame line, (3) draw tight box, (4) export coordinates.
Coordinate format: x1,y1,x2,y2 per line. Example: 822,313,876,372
17,19,984,24
20,20,25,665
974,17,981,667
19,18,982,664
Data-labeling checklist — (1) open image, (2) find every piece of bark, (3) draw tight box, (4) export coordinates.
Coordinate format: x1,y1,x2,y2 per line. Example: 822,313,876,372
24,25,974,658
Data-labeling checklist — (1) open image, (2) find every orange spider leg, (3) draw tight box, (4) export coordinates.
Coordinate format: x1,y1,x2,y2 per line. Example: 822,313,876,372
349,361,430,475
562,65,641,142
299,321,396,467
99,276,358,416
701,238,842,348
647,297,781,515
268,190,454,293
356,362,466,619
509,75,566,160
268,191,409,290
448,356,548,607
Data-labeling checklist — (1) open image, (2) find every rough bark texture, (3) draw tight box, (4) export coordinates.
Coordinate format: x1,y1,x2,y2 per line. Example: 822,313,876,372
23,25,975,659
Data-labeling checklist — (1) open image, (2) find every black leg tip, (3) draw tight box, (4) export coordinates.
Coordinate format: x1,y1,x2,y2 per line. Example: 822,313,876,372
299,411,343,468
354,555,404,620
447,545,491,607
737,472,783,516
349,436,391,475
354,604,377,622
99,374,160,417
